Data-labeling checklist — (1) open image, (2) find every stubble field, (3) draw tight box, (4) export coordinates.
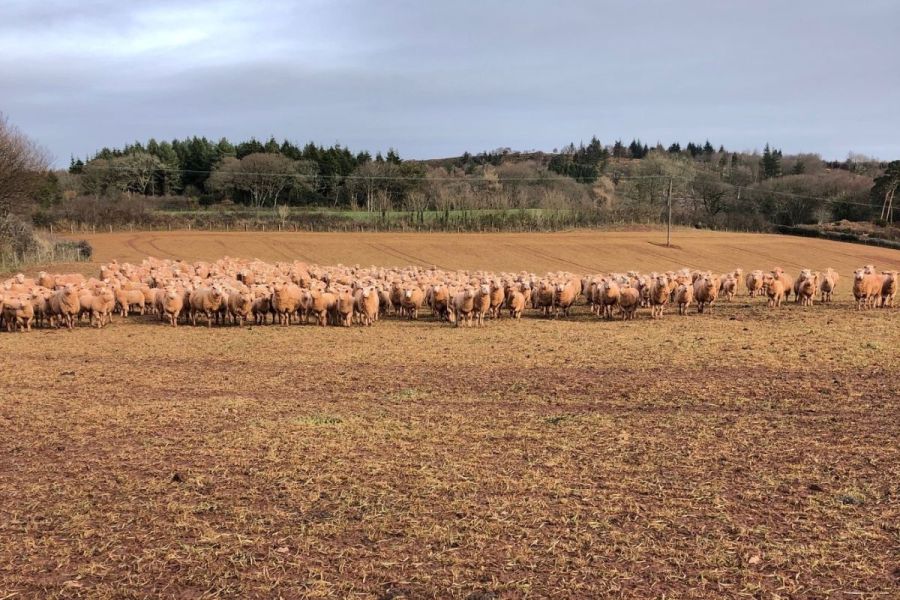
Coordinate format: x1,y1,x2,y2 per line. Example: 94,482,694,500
1,229,898,599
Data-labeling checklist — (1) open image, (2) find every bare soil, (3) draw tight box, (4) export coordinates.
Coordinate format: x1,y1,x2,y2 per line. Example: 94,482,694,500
1,231,898,598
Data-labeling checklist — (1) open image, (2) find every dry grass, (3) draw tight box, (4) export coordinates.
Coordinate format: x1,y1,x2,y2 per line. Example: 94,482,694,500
1,230,899,598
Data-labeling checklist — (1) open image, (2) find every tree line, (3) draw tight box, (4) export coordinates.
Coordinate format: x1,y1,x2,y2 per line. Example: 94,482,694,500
1,111,897,244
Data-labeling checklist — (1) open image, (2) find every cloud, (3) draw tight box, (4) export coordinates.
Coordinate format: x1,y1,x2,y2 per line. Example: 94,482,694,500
2,0,898,165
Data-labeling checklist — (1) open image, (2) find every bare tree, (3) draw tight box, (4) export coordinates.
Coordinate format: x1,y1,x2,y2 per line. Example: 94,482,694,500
277,204,291,228
0,113,49,219
208,153,313,208
351,161,381,212
374,188,392,217
405,189,427,223
690,173,728,220
348,161,398,212
118,152,164,194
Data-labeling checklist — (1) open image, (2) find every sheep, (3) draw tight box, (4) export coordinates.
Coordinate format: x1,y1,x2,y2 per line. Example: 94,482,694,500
18,258,896,335
693,274,719,314
87,287,116,328
596,279,620,320
377,288,392,320
30,291,51,329
429,284,451,321
2,295,35,332
400,285,425,320
354,286,380,326
730,269,744,295
720,276,738,302
634,275,651,308
389,281,405,316
489,280,505,319
764,274,785,308
852,269,882,310
252,292,272,325
49,286,81,329
37,271,55,289
226,288,253,326
161,288,184,327
819,268,838,303
271,283,302,326
506,289,526,319
745,270,764,297
793,269,814,303
114,287,146,318
617,285,640,320
140,285,157,315
534,280,554,316
796,272,818,306
473,283,491,326
51,273,83,288
772,268,794,302
648,274,670,319
674,283,693,315
518,281,533,308
332,288,355,327
553,280,577,318
451,287,476,327
308,289,335,326
880,270,897,308
189,286,225,327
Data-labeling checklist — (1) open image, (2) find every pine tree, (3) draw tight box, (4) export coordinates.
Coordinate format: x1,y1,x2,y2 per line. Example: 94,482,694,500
760,144,782,179
68,156,84,174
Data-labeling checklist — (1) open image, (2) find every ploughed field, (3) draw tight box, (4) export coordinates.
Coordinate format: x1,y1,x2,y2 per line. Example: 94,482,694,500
58,228,900,275
1,230,899,598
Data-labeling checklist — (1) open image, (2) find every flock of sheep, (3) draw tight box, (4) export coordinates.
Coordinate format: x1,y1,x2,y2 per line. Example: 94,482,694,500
0,258,897,332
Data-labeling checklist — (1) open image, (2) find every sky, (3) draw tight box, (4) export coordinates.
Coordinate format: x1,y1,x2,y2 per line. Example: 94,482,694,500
2,0,899,166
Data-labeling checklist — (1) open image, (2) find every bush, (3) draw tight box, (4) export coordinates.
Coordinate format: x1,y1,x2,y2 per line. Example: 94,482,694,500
58,239,93,260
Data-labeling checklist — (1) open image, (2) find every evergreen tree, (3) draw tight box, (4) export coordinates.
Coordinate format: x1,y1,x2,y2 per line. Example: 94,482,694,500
235,138,265,159
760,143,782,179
264,136,280,153
216,137,236,158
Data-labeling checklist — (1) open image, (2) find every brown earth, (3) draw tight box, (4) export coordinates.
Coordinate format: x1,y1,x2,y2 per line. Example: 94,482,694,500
53,228,900,276
1,231,898,598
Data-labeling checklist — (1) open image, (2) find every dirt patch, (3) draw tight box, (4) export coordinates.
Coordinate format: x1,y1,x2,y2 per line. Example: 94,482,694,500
1,292,898,597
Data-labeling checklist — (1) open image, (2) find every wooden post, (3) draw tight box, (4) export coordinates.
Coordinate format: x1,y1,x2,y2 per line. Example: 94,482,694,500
665,177,673,247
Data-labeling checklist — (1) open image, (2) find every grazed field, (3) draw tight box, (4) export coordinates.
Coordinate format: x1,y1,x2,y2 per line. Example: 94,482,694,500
1,231,899,599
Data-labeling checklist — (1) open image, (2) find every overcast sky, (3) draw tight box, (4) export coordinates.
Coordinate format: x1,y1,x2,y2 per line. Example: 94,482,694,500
2,0,898,166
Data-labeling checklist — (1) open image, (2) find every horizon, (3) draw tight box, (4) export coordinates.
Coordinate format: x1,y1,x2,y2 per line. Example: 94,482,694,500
4,1,899,167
